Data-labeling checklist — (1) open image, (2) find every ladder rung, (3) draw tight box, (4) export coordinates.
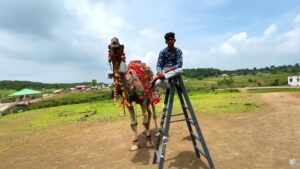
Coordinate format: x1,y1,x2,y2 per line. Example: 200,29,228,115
170,119,186,123
191,132,200,141
182,105,190,110
171,113,184,117
195,145,207,158
188,119,195,125
155,150,161,164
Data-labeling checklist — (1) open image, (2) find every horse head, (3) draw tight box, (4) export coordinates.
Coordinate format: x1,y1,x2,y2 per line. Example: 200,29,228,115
108,37,126,78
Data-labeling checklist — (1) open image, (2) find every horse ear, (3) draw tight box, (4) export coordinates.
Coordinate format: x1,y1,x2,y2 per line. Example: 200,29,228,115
120,45,124,52
108,45,112,53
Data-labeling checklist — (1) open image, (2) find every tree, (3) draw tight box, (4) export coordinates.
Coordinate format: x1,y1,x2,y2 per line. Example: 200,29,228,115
91,79,97,86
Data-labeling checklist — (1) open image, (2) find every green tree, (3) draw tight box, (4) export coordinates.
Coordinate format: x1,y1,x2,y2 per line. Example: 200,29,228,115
91,79,97,86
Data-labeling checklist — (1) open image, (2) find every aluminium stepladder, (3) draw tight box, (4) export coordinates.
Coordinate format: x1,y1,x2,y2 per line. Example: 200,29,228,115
152,75,215,169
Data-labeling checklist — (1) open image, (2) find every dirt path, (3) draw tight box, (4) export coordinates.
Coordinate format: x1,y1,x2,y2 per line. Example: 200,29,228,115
0,92,299,169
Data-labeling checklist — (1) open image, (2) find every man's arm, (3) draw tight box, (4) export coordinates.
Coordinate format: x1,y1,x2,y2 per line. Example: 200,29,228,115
172,49,183,70
156,51,164,74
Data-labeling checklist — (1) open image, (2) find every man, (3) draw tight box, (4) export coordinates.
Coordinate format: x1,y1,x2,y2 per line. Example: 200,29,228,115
153,32,183,88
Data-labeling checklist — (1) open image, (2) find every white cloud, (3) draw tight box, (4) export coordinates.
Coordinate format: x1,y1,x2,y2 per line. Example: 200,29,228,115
219,43,236,55
263,24,277,37
0,31,35,55
194,13,300,69
229,32,248,42
139,29,154,38
64,0,128,41
278,23,300,54
294,13,300,27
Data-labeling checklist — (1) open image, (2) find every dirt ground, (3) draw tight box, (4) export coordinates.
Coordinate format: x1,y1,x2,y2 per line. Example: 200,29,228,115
0,92,299,169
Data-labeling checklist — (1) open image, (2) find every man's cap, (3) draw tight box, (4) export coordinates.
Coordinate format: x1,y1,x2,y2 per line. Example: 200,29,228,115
164,32,175,40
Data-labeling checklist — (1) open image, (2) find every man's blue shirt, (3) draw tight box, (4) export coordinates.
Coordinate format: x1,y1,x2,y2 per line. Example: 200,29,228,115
156,47,183,74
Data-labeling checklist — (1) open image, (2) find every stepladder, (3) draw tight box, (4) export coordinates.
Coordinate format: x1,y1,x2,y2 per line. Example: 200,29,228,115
153,75,215,169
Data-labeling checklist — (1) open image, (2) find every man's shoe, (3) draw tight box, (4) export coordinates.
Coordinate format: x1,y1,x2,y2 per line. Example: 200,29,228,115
129,139,139,151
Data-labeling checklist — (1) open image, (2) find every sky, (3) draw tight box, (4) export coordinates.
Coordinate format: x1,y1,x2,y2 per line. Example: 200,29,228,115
0,0,299,83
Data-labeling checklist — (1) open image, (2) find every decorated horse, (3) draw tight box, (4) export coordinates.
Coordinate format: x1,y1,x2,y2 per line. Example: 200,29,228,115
107,37,160,151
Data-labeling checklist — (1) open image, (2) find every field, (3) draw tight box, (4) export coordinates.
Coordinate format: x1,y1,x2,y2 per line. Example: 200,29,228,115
0,92,258,130
184,72,293,91
0,91,299,169
0,71,299,169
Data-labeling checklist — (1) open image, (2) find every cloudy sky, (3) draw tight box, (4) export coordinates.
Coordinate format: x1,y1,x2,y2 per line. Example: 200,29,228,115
0,0,299,83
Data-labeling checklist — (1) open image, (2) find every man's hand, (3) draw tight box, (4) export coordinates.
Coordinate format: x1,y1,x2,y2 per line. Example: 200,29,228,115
153,73,164,80
151,73,164,87
164,67,174,73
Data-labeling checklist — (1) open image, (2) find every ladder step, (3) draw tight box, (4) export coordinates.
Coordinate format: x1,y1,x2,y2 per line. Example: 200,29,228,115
188,119,195,125
191,132,200,141
155,150,161,164
171,113,184,117
195,145,207,158
170,119,187,123
182,105,191,111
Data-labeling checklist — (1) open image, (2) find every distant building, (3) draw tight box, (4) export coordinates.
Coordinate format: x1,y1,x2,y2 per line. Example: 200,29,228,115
288,76,300,86
75,85,87,90
91,86,98,90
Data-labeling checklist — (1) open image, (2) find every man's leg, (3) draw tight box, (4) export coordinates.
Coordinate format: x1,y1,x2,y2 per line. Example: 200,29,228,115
155,79,170,89
154,68,183,88
164,68,183,79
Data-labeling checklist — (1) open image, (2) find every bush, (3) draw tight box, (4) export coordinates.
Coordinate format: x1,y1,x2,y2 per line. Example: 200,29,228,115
271,79,280,86
217,77,234,87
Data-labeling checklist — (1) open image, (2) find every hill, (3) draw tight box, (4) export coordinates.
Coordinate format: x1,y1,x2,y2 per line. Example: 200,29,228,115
0,80,108,90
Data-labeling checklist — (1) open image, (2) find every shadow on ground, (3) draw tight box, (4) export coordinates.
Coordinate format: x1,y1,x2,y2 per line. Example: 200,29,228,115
166,151,209,169
130,129,156,165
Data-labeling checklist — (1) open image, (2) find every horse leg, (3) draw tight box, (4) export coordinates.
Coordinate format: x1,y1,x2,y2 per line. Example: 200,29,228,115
151,102,158,129
141,101,154,148
128,105,138,151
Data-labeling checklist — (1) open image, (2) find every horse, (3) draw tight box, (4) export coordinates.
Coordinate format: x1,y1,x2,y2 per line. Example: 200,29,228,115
107,37,159,151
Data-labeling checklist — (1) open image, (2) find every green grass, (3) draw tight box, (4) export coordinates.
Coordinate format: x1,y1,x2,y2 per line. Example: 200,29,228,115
173,92,259,114
0,100,120,130
27,90,112,110
0,92,260,130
